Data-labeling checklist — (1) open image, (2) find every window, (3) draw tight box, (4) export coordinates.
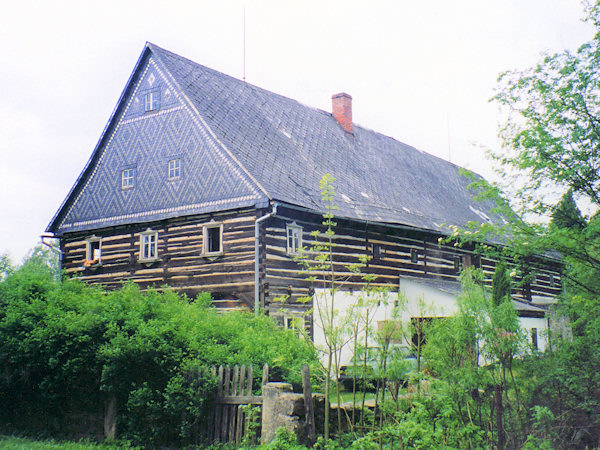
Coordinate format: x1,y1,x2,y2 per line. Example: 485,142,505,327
462,254,481,268
121,168,135,189
410,248,419,264
286,223,302,255
168,159,181,180
139,230,158,262
531,328,538,349
203,223,223,256
453,255,462,272
85,236,102,266
144,91,159,112
284,314,305,338
372,244,381,259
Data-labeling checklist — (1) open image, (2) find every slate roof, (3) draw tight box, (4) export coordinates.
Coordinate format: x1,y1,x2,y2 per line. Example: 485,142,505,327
48,42,501,235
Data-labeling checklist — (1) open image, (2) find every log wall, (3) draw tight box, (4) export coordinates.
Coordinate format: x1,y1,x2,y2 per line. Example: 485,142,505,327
262,207,562,324
60,205,562,316
61,208,261,310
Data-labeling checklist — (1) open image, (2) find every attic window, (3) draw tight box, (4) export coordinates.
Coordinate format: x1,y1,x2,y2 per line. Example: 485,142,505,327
203,223,223,256
144,91,159,112
286,223,303,256
168,159,181,180
121,168,135,189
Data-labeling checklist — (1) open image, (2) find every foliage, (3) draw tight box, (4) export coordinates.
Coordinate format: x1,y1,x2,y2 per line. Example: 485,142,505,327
492,260,511,306
0,435,138,449
0,251,317,447
551,188,586,230
441,3,600,446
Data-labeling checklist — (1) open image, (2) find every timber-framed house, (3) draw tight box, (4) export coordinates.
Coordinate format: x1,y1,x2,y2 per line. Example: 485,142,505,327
47,43,562,348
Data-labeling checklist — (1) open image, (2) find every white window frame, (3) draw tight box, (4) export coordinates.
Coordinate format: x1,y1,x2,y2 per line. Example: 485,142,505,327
121,168,135,189
284,313,306,338
85,236,102,266
139,229,158,262
168,158,181,180
202,222,223,256
286,222,303,256
144,91,159,112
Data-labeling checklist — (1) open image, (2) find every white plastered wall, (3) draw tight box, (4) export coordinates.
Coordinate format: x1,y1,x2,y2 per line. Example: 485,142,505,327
312,277,548,366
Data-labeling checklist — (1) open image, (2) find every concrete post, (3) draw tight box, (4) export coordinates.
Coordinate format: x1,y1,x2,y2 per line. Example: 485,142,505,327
261,382,298,444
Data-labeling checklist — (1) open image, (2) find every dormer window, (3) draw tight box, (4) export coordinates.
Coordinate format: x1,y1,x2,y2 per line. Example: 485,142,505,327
140,229,158,262
168,159,181,180
286,223,303,255
203,222,223,256
144,91,159,112
122,168,135,189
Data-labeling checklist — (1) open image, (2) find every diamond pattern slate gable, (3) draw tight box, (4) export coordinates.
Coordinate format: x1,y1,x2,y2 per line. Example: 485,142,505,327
150,44,501,233
53,55,265,234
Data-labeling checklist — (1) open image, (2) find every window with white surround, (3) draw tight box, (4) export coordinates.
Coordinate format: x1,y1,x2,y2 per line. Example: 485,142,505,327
286,223,302,255
284,314,306,338
121,168,135,189
168,159,181,180
144,91,159,112
203,223,223,256
140,230,158,262
85,236,102,266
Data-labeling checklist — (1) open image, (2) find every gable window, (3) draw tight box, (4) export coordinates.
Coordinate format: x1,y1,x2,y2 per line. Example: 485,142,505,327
203,223,223,256
139,229,158,262
85,236,102,266
144,91,159,112
121,168,135,189
168,159,181,180
286,223,303,255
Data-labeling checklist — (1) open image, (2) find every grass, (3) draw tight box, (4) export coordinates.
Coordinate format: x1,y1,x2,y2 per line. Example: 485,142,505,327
329,388,376,405
0,436,135,449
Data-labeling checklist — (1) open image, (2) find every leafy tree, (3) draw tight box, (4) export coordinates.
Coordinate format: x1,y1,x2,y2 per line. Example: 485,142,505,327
449,3,600,446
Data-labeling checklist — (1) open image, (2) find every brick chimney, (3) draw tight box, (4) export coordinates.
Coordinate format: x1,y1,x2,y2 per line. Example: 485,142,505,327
332,92,353,134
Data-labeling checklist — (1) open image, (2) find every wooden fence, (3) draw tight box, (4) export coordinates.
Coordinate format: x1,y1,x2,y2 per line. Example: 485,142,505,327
201,363,269,445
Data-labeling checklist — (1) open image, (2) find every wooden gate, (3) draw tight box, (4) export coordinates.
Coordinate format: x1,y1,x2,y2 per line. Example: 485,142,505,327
203,363,269,445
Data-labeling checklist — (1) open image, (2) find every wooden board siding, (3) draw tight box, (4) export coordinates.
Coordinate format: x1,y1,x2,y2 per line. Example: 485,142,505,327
262,207,562,320
60,208,261,309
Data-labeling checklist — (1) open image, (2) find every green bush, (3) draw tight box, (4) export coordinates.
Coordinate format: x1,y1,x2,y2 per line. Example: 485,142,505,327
0,256,318,447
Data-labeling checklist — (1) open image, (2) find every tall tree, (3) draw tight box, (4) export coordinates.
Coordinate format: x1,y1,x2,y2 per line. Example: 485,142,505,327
551,188,586,230
492,261,511,306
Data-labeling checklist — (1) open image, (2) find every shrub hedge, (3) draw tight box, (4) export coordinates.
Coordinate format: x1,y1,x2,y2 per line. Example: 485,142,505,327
0,256,317,447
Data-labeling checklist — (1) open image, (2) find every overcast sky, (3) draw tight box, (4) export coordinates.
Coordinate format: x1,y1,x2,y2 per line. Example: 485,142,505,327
0,0,595,263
